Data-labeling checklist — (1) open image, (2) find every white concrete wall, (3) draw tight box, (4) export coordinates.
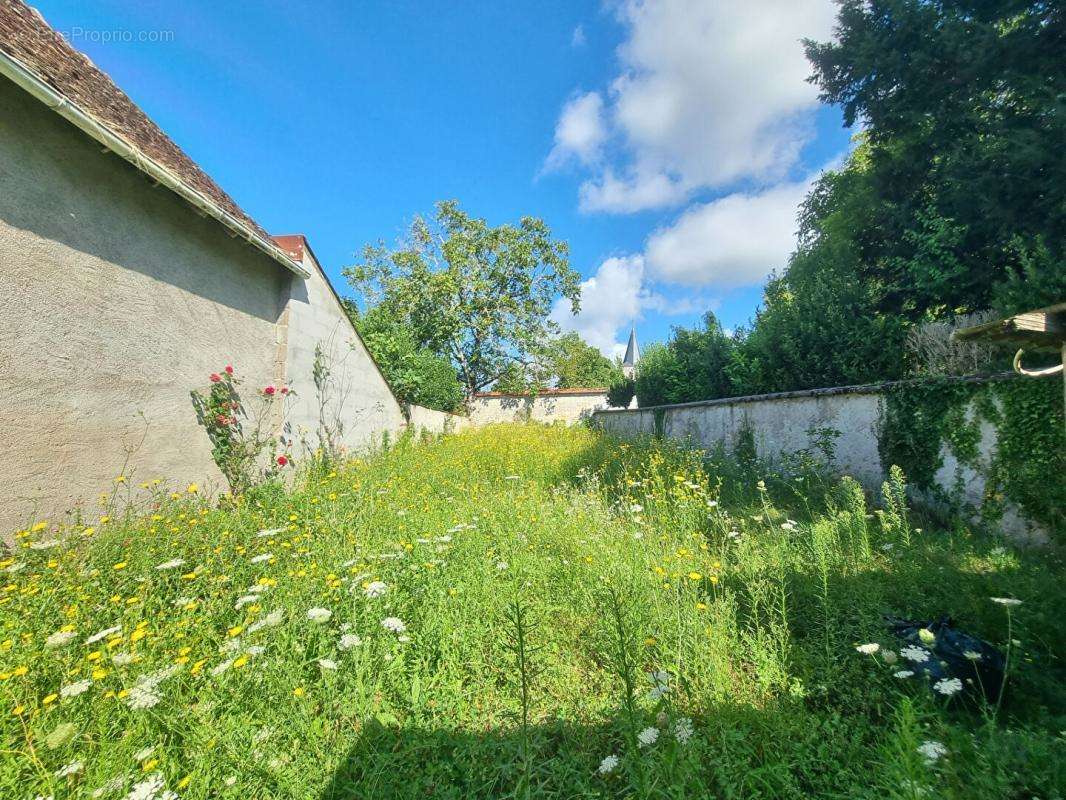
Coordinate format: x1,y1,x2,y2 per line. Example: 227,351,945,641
468,391,608,426
591,382,1046,543
0,78,405,533
407,404,468,436
277,242,406,456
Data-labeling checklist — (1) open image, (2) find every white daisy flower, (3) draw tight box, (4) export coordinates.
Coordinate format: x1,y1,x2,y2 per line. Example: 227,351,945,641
900,645,930,663
339,633,362,650
250,553,273,564
45,630,77,649
672,717,694,744
597,754,619,774
306,607,332,624
855,643,880,655
86,625,122,645
381,617,406,633
637,726,659,747
364,581,388,598
154,558,185,570
990,597,1022,607
934,677,963,696
60,679,91,698
917,740,947,763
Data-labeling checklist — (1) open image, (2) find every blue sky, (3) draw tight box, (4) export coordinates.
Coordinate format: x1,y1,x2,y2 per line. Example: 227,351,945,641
36,0,853,357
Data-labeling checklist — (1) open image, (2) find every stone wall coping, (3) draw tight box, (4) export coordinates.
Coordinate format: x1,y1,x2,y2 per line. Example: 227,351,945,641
592,372,1020,415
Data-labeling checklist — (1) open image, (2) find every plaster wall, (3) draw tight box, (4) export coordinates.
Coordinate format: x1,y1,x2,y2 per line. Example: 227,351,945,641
276,244,406,456
467,392,608,426
407,404,468,436
0,78,407,533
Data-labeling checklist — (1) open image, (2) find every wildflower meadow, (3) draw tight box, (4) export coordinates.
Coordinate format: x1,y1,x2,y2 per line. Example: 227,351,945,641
1,424,1064,799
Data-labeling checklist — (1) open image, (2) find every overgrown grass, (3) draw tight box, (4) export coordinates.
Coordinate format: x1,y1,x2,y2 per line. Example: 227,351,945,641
1,424,1064,799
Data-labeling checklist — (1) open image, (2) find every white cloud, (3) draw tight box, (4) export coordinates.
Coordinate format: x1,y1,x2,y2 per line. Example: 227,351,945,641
549,0,837,213
644,177,811,288
544,91,606,171
551,254,709,356
571,24,586,47
552,255,645,356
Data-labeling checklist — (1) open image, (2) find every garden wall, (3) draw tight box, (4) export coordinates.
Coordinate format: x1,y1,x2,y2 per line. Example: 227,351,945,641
406,404,469,435
468,389,608,426
592,374,1063,544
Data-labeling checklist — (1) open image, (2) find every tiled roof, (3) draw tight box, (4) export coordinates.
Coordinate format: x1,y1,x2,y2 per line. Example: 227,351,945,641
0,0,268,240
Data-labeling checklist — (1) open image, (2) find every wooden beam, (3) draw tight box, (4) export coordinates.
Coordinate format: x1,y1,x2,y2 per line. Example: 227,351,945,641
953,302,1066,350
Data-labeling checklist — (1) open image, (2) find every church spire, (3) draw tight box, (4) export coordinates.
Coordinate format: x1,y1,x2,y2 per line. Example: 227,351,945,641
622,327,640,377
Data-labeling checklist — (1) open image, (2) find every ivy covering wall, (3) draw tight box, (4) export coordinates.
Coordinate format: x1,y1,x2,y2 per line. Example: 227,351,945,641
877,375,1065,537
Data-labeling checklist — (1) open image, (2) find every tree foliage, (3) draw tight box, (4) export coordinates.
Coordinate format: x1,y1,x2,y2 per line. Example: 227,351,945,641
344,201,580,398
804,0,1065,316
635,313,736,407
346,302,464,413
549,333,624,389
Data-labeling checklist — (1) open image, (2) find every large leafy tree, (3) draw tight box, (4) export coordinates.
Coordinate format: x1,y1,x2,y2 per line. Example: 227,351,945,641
805,0,1066,316
344,201,580,398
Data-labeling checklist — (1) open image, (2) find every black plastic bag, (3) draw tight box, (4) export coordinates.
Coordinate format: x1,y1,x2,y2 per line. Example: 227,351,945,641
886,615,1006,701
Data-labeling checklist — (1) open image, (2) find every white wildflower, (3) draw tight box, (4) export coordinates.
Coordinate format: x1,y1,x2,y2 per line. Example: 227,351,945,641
111,652,136,666
30,539,60,550
91,775,129,798
247,608,284,634
134,746,155,762
125,685,161,710
637,727,659,747
894,670,915,679
307,607,332,624
86,625,122,645
934,677,963,696
963,650,982,661
917,740,947,763
45,630,77,649
381,617,406,633
855,643,880,655
154,558,184,570
496,561,508,571
60,679,91,698
339,633,362,650
990,597,1022,607
364,581,388,598
629,504,643,513
900,646,930,663
55,760,84,777
124,772,165,800
234,594,260,609
672,717,694,744
597,754,619,774
918,628,936,644
210,658,235,677
250,553,273,564
256,526,286,537
318,658,338,671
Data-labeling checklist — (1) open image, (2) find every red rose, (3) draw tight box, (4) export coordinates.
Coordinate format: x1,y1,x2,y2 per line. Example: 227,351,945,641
276,454,289,467
263,386,276,396
224,365,234,375
280,386,289,395
209,373,222,383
